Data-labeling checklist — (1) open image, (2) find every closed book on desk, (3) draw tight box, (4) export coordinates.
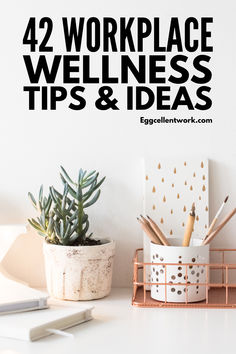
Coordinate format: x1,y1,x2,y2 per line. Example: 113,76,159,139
0,303,93,341
0,274,48,315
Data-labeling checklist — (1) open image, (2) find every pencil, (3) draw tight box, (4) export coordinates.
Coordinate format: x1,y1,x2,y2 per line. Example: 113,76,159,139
182,203,195,247
146,215,170,246
202,208,236,245
137,217,161,245
203,196,229,242
140,215,162,244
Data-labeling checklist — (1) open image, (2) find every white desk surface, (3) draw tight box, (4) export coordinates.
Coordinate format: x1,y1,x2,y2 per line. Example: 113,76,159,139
0,287,235,354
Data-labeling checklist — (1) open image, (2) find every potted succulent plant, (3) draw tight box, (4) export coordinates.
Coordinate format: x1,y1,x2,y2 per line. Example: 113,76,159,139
28,167,115,301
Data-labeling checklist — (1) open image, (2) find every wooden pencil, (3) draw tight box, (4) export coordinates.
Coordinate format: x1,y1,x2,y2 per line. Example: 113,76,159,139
137,217,161,245
202,208,236,245
182,203,195,247
146,215,170,246
140,215,162,244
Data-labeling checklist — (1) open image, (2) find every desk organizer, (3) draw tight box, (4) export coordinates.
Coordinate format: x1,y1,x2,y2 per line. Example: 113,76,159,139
132,248,236,308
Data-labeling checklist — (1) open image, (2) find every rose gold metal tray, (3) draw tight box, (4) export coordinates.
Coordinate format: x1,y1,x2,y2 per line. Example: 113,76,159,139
132,248,236,308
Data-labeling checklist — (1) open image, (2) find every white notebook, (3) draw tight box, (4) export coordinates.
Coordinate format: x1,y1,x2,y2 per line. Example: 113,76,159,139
0,274,48,315
0,302,93,341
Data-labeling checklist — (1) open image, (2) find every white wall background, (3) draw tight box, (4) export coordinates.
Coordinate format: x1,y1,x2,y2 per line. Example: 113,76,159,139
0,0,235,287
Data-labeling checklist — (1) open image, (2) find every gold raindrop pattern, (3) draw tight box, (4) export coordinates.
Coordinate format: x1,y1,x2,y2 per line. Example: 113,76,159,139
147,160,208,246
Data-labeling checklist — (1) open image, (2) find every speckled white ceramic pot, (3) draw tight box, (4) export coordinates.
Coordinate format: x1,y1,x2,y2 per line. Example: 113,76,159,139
150,238,209,303
43,239,115,301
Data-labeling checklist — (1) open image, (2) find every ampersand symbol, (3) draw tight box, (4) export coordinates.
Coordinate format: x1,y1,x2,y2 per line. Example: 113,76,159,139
95,86,119,110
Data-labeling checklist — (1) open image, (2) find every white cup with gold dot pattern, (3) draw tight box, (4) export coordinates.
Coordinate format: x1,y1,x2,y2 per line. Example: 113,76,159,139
150,238,209,303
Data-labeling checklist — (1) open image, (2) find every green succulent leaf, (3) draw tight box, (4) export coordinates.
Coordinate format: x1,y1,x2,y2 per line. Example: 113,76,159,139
39,185,43,203
64,223,71,239
68,233,79,244
83,181,97,201
68,209,77,223
45,196,52,215
60,175,77,199
38,231,47,237
78,168,84,184
28,192,37,209
85,170,96,180
81,170,87,181
47,215,54,234
82,219,89,236
83,190,101,208
38,201,43,212
82,173,99,188
49,186,57,203
82,213,88,223
41,209,46,226
61,194,66,212
60,166,76,186
70,220,79,234
83,177,105,202
54,208,63,219
60,222,65,238
94,176,106,190
54,221,60,238
67,200,75,212
76,184,83,202
28,219,44,233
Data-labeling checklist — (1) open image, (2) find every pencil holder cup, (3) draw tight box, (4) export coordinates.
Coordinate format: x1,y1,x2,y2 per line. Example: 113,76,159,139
150,238,209,303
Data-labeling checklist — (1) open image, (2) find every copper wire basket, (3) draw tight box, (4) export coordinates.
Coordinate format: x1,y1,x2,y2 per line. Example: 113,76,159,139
132,248,236,308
